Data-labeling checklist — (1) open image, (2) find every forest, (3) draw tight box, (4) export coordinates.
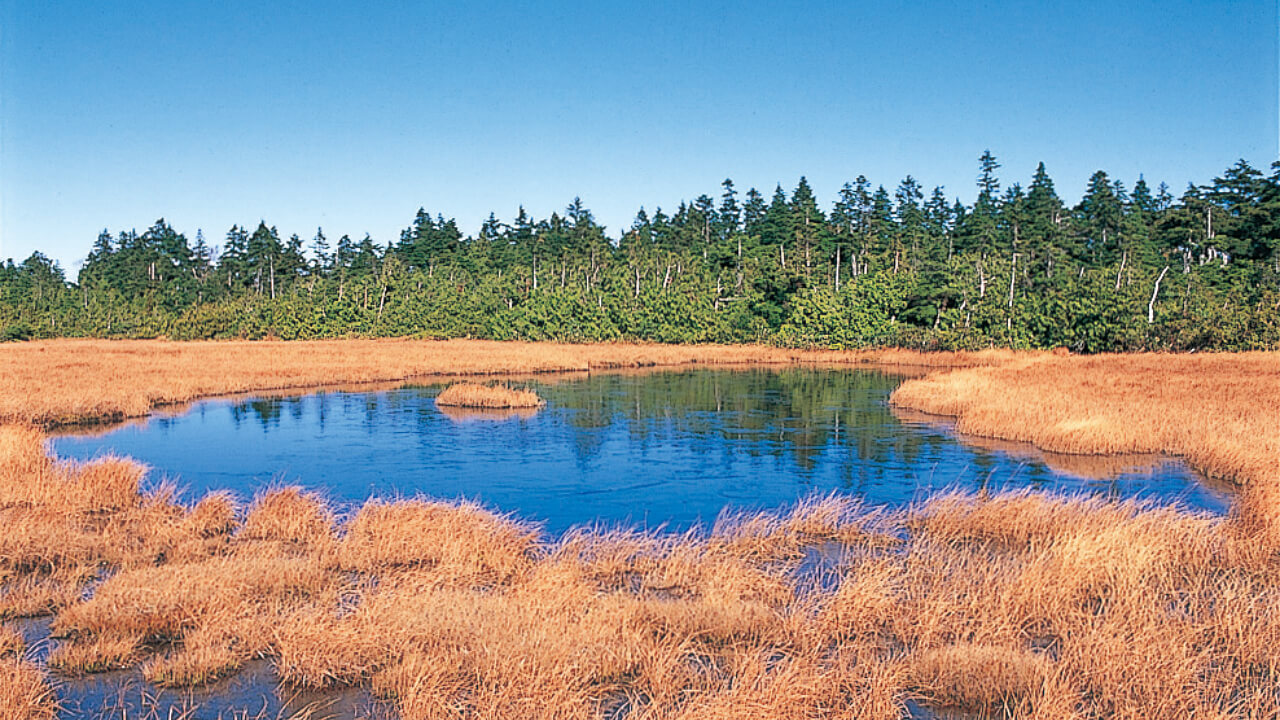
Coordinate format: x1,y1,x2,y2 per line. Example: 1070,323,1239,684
3,153,1279,352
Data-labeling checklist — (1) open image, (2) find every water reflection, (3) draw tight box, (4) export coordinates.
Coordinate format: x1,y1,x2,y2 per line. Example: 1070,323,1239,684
11,618,386,720
52,368,1228,534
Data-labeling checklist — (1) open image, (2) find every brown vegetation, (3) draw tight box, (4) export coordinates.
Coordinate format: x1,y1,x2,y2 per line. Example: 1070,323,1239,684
435,383,544,409
4,344,1280,717
891,352,1280,545
0,339,1016,427
0,658,55,720
1,610,55,719
1,423,1279,718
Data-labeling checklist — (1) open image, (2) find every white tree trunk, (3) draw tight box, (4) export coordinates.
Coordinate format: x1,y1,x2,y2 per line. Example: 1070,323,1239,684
1148,266,1170,324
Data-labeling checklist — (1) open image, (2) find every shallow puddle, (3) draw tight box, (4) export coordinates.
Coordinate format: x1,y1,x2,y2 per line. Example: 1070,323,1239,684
10,618,387,720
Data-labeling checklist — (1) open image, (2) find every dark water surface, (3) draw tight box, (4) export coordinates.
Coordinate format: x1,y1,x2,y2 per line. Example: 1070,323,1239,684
53,368,1228,531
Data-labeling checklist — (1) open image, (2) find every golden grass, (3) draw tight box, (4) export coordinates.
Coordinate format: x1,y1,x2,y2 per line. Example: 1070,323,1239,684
0,621,51,720
435,382,544,409
2,424,1279,718
0,626,22,658
6,342,1280,717
0,658,56,720
0,339,1015,427
890,352,1280,546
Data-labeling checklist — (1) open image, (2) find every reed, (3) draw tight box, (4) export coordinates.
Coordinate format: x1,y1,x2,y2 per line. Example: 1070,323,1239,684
3,345,1280,717
0,626,22,658
0,658,56,720
435,382,544,409
891,351,1280,544
0,339,1009,428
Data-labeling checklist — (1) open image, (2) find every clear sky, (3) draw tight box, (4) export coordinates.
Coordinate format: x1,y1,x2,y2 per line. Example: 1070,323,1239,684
2,0,1277,274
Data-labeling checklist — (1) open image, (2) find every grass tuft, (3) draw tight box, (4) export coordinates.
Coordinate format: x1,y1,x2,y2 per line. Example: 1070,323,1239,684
435,382,544,409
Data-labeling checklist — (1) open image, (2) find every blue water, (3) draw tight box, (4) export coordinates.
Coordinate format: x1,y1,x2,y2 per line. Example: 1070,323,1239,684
51,368,1227,533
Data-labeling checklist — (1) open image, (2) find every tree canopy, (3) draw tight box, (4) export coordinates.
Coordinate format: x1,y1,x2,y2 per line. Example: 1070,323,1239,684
4,155,1279,351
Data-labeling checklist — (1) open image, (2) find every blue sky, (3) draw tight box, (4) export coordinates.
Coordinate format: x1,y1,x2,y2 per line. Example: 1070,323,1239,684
2,0,1276,274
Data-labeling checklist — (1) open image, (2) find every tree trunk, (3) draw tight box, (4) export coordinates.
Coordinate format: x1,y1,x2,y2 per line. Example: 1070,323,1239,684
835,245,841,293
1008,253,1018,308
1148,266,1170,324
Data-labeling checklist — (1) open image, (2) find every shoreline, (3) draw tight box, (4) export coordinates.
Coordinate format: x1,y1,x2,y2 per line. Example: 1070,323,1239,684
5,341,1280,718
0,339,1018,429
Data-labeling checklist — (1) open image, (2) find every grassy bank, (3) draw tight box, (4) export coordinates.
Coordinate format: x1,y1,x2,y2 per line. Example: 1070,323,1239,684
890,352,1280,547
3,343,1280,718
0,339,1015,428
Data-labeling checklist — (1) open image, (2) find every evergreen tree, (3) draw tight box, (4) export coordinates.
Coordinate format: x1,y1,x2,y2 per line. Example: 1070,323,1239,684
1077,171,1123,264
791,177,824,276
309,228,333,276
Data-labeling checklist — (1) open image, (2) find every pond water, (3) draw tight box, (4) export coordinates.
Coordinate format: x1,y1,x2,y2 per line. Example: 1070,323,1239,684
52,367,1228,531
12,619,389,720
30,366,1230,718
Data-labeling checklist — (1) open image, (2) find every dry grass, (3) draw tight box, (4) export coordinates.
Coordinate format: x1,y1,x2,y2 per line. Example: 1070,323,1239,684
2,421,1279,718
435,382,544,409
0,658,56,720
0,339,1013,427
891,352,1280,545
0,623,54,720
5,343,1280,717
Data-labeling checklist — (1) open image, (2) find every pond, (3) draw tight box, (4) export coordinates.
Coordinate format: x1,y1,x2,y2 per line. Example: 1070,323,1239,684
28,366,1232,718
52,367,1228,532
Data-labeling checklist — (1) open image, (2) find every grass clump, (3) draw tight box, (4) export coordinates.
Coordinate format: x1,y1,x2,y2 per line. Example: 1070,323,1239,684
0,658,56,720
435,382,544,409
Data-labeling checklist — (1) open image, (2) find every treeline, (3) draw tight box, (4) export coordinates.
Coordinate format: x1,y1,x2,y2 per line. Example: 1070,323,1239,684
3,153,1279,351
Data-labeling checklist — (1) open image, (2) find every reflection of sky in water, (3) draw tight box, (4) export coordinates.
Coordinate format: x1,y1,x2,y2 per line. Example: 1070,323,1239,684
52,369,1228,534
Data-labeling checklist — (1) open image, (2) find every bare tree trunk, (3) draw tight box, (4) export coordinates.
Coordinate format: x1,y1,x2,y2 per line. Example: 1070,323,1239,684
835,245,841,293
1114,250,1126,292
1008,253,1018,308
1148,266,1170,324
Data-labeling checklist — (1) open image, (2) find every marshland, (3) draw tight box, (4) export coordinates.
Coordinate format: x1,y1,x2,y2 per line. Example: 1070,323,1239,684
1,340,1279,719
4,2,1278,716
